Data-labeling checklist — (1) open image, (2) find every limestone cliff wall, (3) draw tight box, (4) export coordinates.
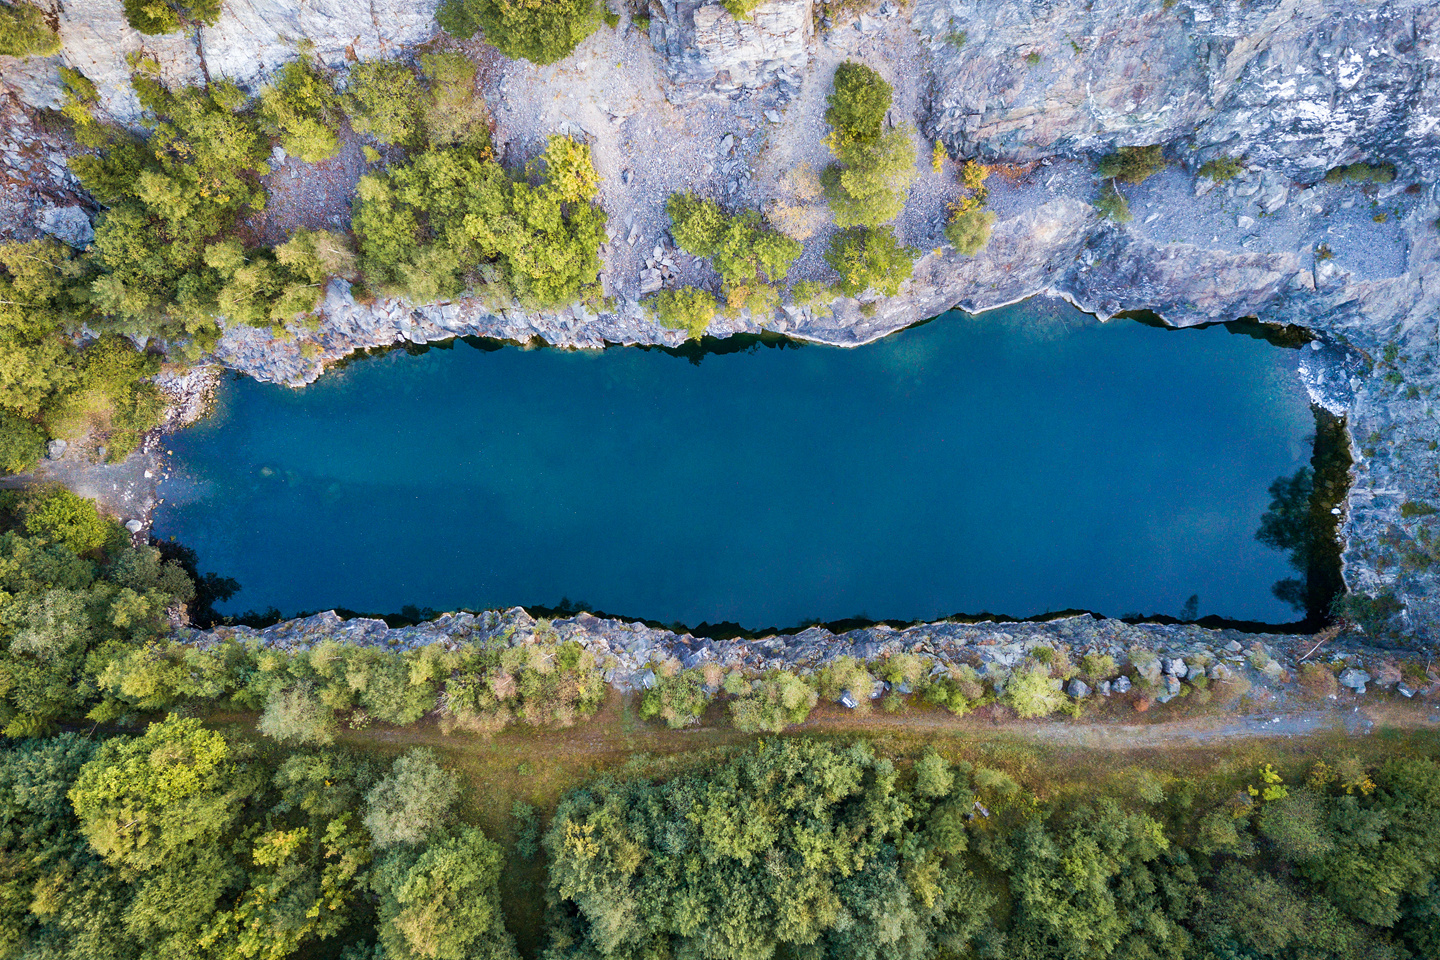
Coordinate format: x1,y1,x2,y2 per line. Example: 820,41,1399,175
917,0,1440,181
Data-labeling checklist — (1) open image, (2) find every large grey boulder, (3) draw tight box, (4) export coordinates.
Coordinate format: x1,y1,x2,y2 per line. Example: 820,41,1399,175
1338,668,1371,693
1066,678,1091,699
38,205,93,248
1111,675,1132,694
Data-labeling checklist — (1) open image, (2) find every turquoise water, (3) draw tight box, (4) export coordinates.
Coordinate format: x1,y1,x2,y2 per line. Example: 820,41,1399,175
154,301,1316,628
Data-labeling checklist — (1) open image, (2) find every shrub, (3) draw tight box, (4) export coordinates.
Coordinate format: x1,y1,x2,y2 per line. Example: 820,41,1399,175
791,279,839,308
1297,662,1338,700
258,59,343,163
822,62,916,228
1198,154,1244,183
512,800,541,859
0,411,45,474
931,140,947,172
364,749,461,847
437,0,603,65
639,669,709,728
1003,664,1064,718
121,0,220,34
1097,144,1166,185
817,656,875,712
1094,180,1132,223
1080,652,1116,680
0,1,60,57
945,207,996,256
824,226,916,297
728,671,817,732
1324,161,1396,185
346,60,424,147
648,286,716,340
722,0,763,18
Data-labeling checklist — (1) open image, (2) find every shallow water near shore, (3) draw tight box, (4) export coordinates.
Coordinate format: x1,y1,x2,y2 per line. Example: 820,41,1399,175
154,300,1316,628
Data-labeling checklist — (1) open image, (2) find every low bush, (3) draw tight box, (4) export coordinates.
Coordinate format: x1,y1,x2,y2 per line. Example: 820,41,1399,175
1198,154,1244,183
728,670,817,732
639,668,709,728
824,225,916,297
1324,161,1397,185
647,286,717,340
1298,662,1338,701
437,0,603,65
1097,144,1167,185
1094,180,1132,223
420,52,492,151
0,1,60,57
1003,663,1065,718
817,655,875,712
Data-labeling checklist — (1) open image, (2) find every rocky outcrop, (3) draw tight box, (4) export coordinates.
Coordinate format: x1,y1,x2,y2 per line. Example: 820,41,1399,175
182,606,1440,703
916,0,1440,181
2,0,438,120
648,0,811,101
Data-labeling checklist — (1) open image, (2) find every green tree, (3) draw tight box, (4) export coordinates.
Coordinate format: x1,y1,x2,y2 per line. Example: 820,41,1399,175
364,749,461,848
824,226,916,297
68,715,255,871
373,827,519,960
0,410,45,473
647,286,717,340
19,486,117,553
437,0,602,65
822,62,916,228
121,0,220,34
346,60,424,147
259,59,343,163
0,2,60,60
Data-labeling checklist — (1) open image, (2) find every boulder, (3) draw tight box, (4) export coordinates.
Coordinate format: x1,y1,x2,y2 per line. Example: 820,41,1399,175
638,669,657,689
1338,668,1370,693
838,689,859,709
1066,678,1091,699
1097,680,1112,697
124,519,143,533
38,206,94,249
45,439,66,460
1111,675,1132,694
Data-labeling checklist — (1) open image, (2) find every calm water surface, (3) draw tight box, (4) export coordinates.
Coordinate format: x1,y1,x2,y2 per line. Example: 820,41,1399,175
154,301,1315,627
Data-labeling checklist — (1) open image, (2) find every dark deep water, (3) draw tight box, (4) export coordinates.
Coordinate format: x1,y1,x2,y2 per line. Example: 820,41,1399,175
153,300,1319,628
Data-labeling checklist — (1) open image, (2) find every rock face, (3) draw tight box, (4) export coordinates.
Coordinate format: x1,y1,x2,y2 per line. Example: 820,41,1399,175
916,0,1440,181
3,0,438,119
649,0,810,101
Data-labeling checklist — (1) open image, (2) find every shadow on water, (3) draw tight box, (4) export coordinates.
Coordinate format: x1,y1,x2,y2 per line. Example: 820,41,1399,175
183,309,1350,638
1252,407,1352,630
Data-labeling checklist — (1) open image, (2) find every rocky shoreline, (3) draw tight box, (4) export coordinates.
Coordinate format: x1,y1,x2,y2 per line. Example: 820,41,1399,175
181,606,1440,708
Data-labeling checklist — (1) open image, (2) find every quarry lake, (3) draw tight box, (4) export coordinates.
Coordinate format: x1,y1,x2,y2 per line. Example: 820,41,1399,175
154,300,1319,628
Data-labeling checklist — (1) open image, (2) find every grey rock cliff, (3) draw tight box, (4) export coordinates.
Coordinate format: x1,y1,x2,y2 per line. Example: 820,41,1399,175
917,0,1440,181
